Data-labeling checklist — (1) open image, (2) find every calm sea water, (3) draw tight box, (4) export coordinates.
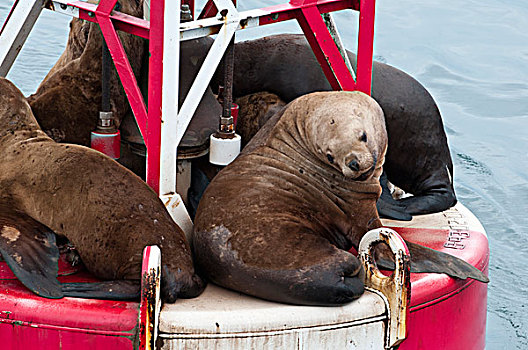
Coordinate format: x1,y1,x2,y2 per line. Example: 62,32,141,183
1,0,527,348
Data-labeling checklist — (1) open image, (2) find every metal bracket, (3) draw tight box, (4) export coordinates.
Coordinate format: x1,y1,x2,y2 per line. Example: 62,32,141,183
359,228,411,349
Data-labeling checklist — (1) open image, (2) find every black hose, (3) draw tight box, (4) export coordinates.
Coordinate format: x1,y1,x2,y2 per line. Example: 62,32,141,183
101,39,111,112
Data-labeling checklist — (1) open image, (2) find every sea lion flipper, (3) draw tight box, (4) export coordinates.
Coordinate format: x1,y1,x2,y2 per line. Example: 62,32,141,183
0,209,63,298
376,197,412,221
377,172,412,221
398,193,457,216
407,242,489,283
61,280,140,300
374,241,489,283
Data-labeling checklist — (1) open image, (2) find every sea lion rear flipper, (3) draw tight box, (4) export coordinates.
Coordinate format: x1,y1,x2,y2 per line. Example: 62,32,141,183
0,209,63,298
406,241,489,283
61,280,140,300
374,241,489,283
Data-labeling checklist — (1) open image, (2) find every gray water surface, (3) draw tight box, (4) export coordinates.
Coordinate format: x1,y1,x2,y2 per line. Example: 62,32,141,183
1,0,527,348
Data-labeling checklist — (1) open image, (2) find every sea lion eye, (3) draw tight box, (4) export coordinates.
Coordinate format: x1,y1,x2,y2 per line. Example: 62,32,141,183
360,132,367,142
326,154,334,164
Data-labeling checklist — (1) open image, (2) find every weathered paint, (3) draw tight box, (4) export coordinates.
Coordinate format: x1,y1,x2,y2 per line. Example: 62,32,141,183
138,246,161,350
359,228,411,348
0,248,165,349
0,278,138,349
158,284,387,349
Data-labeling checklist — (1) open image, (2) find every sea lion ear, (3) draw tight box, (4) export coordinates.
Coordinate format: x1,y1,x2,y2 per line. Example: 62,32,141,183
0,209,63,298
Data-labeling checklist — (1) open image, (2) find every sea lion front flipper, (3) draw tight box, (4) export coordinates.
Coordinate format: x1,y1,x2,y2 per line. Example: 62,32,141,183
0,209,63,298
61,280,140,300
374,241,489,283
376,172,412,221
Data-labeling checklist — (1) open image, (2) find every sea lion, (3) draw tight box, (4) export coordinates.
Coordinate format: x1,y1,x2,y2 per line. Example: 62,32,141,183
27,0,145,146
0,77,205,302
211,34,456,219
193,91,487,306
234,91,286,147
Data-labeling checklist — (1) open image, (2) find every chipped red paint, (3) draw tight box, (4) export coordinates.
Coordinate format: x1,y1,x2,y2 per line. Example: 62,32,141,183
0,262,138,349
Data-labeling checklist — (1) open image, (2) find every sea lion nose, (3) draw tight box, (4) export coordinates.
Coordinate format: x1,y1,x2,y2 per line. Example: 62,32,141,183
348,160,360,171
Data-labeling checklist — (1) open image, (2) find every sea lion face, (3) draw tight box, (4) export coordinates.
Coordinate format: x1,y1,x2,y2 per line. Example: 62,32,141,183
303,92,387,181
323,118,378,180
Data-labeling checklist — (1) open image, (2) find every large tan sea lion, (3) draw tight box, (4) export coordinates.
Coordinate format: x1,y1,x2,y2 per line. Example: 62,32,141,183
211,34,457,220
193,91,487,306
0,78,205,302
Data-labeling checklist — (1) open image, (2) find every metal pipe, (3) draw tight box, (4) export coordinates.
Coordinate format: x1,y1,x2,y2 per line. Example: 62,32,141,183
101,38,111,112
219,36,235,135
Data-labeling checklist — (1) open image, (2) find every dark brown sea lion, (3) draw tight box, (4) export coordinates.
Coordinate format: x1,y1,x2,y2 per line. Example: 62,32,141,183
27,0,145,146
212,34,456,220
193,91,487,306
0,78,205,302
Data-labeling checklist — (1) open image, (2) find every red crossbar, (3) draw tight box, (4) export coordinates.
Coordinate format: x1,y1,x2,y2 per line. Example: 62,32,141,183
72,0,376,193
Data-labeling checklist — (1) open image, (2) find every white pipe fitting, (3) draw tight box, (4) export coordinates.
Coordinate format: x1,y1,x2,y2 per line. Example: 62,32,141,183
209,133,241,166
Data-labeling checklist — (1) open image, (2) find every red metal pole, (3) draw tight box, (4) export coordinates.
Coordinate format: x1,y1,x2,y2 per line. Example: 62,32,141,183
355,0,375,95
296,4,356,91
146,0,164,194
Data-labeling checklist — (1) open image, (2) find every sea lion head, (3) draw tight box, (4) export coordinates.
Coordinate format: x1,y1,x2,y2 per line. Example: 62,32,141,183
0,78,43,139
295,91,387,182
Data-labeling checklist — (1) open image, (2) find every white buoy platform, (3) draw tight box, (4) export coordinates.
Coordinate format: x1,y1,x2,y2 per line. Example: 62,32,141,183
158,285,387,349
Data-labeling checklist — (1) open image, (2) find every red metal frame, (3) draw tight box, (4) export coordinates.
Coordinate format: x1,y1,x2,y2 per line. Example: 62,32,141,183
65,0,376,193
